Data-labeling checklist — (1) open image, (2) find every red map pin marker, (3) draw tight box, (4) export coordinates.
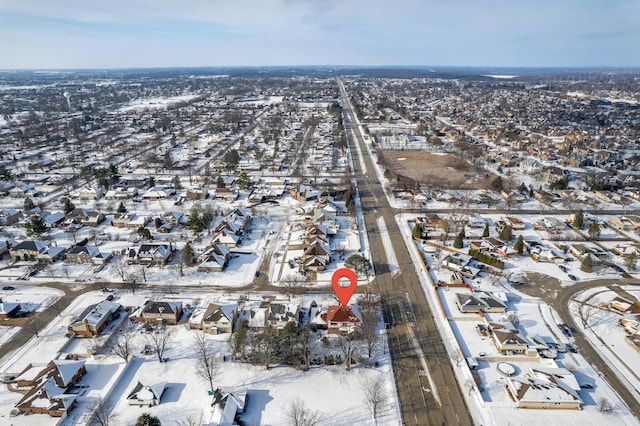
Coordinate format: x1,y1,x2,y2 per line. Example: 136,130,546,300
331,268,358,307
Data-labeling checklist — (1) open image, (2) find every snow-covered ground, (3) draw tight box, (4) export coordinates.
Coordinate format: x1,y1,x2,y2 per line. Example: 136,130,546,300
0,289,399,426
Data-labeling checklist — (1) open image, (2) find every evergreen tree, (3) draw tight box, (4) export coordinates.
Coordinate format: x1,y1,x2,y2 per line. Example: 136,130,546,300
117,202,127,213
237,172,249,191
580,254,593,273
25,215,47,237
148,176,155,188
625,252,637,272
412,223,422,239
499,225,512,242
514,235,524,255
23,197,35,211
216,176,225,189
61,197,75,214
344,254,371,278
183,242,194,266
154,217,163,229
453,231,464,249
223,149,240,171
136,413,161,426
490,176,504,192
572,210,584,229
482,223,489,238
588,222,601,239
187,209,206,234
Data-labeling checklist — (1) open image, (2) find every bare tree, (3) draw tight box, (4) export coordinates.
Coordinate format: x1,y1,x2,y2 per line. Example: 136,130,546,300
176,412,205,426
361,375,390,420
281,274,308,300
451,348,465,367
193,331,219,392
114,259,128,282
358,293,381,358
597,397,613,413
580,303,599,328
91,398,119,426
338,335,361,371
110,330,135,363
25,316,43,338
465,376,476,396
286,397,322,426
146,329,172,363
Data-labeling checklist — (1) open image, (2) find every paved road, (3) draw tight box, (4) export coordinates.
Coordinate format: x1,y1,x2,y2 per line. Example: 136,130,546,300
339,81,473,426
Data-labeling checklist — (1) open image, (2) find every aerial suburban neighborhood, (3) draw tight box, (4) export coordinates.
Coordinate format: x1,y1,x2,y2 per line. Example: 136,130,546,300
0,65,638,426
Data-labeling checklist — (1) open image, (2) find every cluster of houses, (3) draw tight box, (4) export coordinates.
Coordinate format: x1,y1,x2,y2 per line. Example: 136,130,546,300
452,290,589,409
290,202,344,273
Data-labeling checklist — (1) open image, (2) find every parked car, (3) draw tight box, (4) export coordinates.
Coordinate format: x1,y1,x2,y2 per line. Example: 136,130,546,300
2,286,15,291
568,274,579,281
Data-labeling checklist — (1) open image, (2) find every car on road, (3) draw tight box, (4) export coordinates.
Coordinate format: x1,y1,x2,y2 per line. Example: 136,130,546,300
2,286,15,291
558,265,568,273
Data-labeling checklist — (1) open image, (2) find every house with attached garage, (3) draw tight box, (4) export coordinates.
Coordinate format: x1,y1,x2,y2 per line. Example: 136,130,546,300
65,245,113,265
9,240,50,262
197,244,231,272
505,375,582,409
14,359,87,417
68,300,121,337
126,381,168,407
131,300,183,325
311,305,362,335
455,292,507,314
189,303,238,334
128,243,175,266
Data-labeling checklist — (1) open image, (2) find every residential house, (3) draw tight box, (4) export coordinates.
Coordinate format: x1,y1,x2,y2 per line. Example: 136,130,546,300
66,245,112,265
490,325,529,355
132,300,183,325
267,302,300,329
505,376,582,410
194,303,237,334
442,252,473,272
610,215,640,231
141,186,175,201
9,240,49,262
213,228,241,248
70,208,106,227
111,213,150,229
0,208,21,226
78,187,103,200
15,359,86,417
186,187,208,200
0,302,21,319
311,305,361,334
126,381,167,406
68,300,121,337
197,244,231,272
290,183,319,202
128,243,174,266
211,390,247,426
36,246,66,264
455,292,507,314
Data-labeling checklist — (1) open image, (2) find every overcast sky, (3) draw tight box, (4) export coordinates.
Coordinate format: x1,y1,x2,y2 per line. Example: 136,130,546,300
1,0,638,69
